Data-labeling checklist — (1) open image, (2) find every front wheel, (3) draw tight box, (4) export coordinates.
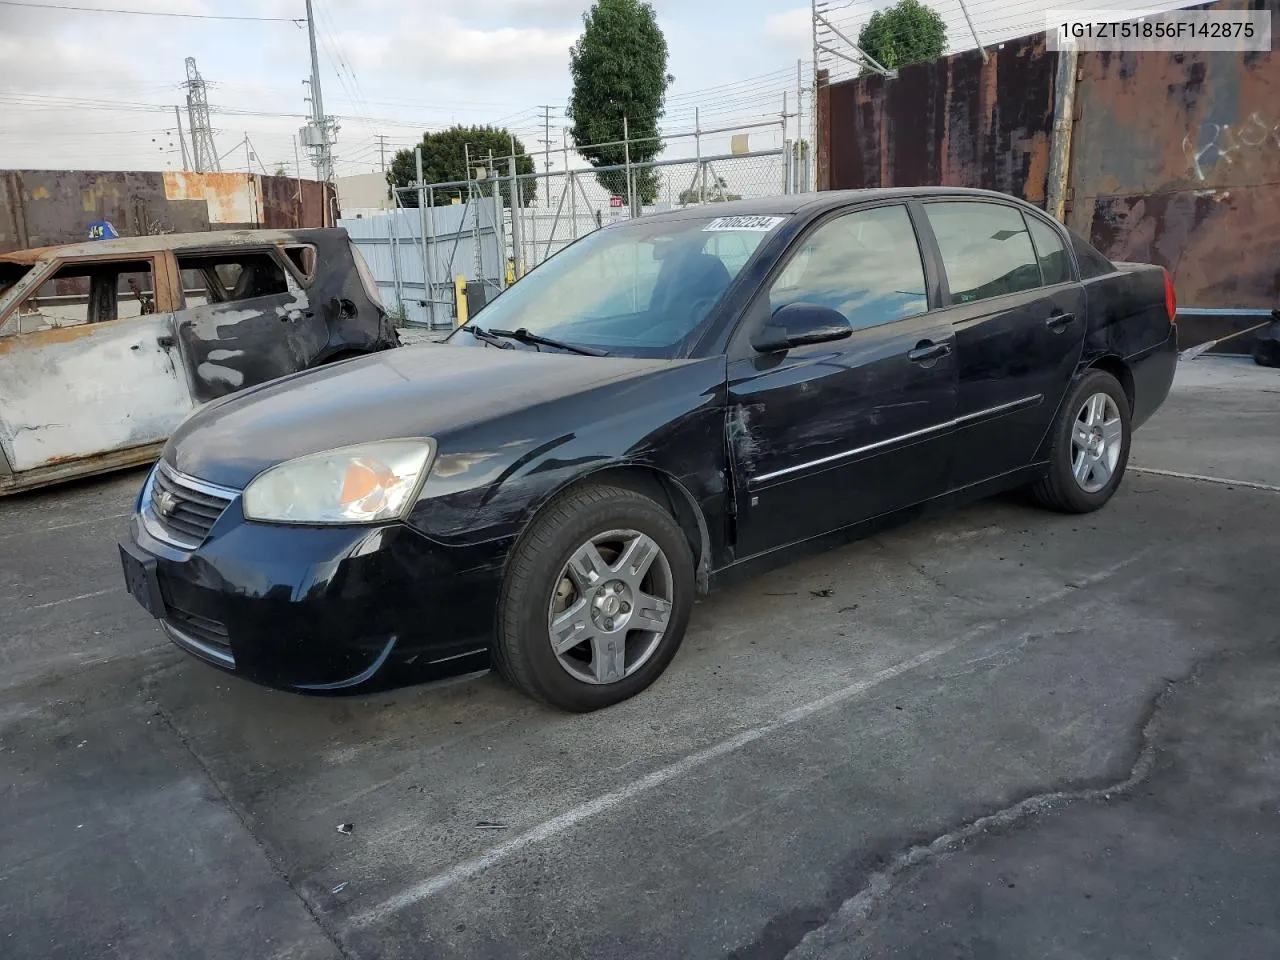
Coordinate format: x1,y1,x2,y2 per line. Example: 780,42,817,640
494,484,695,711
1030,369,1132,513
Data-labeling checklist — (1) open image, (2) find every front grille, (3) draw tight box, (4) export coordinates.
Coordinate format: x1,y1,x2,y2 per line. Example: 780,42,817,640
144,462,236,549
163,606,236,669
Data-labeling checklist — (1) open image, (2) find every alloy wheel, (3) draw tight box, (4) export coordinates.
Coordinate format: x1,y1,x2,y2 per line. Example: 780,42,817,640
1070,392,1123,494
547,528,674,685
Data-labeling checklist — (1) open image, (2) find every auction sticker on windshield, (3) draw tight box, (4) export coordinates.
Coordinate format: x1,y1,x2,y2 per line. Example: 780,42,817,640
703,215,787,232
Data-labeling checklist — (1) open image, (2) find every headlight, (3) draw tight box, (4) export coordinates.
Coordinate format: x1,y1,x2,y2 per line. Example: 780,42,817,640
242,439,436,524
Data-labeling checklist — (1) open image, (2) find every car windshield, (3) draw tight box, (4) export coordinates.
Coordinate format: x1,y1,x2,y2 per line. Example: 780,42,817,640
457,215,785,358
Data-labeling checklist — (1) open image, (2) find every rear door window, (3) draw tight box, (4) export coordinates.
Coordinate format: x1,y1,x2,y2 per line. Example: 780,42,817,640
925,202,1042,304
1024,215,1071,285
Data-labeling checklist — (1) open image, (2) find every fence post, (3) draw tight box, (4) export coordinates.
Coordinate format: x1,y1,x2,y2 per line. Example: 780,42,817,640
695,108,703,204
492,165,507,290
783,139,794,195
389,189,404,314
508,153,524,279
568,170,578,241
414,147,431,327
623,116,635,217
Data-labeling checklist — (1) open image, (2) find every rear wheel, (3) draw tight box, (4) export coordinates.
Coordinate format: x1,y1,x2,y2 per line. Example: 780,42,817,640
494,484,695,711
1031,369,1131,513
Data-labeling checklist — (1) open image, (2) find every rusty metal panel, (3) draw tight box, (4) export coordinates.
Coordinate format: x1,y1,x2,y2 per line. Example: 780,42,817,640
1068,1,1280,308
0,170,334,254
823,35,1058,204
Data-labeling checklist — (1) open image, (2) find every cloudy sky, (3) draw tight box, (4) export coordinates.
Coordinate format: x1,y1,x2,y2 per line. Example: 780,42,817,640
0,0,1125,178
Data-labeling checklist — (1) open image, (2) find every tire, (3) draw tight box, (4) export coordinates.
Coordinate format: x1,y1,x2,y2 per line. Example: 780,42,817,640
494,483,695,711
1030,369,1132,514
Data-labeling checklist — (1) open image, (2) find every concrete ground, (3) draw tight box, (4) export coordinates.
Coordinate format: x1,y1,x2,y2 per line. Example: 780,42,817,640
1,356,1276,960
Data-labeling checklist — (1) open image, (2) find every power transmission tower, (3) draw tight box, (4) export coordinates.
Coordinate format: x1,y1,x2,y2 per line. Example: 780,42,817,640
537,104,556,208
184,57,220,172
299,0,338,183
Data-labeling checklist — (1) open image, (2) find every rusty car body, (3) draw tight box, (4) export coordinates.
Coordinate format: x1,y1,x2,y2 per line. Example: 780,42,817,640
0,228,398,495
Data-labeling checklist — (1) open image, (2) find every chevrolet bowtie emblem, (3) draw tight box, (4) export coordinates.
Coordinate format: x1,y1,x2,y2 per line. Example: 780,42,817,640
153,488,178,517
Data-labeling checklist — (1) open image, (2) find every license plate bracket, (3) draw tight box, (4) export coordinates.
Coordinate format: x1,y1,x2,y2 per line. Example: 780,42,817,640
119,541,165,619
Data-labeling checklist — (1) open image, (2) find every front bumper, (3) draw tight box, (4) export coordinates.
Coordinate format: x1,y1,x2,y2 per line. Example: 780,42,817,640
122,492,508,691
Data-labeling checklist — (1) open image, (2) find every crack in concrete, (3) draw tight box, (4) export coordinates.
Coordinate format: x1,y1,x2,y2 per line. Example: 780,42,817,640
141,682,352,960
773,650,1228,960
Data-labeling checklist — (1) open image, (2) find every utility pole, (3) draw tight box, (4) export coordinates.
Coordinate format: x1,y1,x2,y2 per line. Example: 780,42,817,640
301,0,337,182
537,104,555,209
184,57,219,172
173,105,191,171
378,134,389,174
956,0,990,62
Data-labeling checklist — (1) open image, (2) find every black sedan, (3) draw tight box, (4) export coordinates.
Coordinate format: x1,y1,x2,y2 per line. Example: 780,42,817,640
120,188,1177,711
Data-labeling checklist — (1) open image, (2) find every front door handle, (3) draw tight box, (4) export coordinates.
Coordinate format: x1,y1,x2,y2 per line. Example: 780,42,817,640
156,334,176,349
1045,312,1076,332
908,340,951,364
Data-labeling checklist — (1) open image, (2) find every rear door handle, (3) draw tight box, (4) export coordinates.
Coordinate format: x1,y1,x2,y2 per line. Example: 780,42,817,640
908,340,951,364
1046,312,1076,331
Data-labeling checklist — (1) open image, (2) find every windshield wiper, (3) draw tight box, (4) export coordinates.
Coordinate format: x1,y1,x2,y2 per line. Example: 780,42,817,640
487,327,610,357
464,325,514,349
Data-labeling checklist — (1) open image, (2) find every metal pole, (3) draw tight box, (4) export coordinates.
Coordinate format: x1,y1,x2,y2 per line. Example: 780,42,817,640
956,0,990,63
304,0,330,181
542,104,552,210
389,189,404,315
784,139,794,195
493,161,507,290
292,135,303,226
174,105,190,171
695,108,703,204
1045,43,1079,223
568,170,578,241
508,153,524,279
623,116,635,217
416,146,431,326
427,185,438,326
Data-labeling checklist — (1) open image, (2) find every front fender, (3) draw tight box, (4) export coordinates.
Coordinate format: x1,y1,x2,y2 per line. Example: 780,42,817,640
403,358,729,557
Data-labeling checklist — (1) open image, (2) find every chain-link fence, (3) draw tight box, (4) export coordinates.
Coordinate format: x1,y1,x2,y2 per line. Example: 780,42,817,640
376,120,807,329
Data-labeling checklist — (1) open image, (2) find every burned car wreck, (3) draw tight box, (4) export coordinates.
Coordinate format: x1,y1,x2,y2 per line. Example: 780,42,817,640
0,228,398,495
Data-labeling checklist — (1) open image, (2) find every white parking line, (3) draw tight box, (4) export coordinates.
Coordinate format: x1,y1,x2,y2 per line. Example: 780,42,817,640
352,552,1150,927
1130,466,1280,494
30,588,117,611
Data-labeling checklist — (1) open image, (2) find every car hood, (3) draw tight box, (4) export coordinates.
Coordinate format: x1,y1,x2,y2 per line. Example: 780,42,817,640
165,342,675,489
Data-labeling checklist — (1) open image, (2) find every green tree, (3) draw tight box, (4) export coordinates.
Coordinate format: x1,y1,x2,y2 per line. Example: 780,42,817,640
568,0,673,206
856,0,947,74
386,125,536,208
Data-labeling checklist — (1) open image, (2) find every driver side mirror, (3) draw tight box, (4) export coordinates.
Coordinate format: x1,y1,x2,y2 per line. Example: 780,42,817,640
750,302,853,354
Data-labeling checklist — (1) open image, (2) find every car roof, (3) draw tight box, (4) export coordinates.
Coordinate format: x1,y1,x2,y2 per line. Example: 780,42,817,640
637,187,1041,223
0,227,345,266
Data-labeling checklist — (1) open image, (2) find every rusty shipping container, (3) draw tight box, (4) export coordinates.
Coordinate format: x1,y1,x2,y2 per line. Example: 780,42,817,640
1067,0,1280,328
819,34,1058,205
0,170,334,254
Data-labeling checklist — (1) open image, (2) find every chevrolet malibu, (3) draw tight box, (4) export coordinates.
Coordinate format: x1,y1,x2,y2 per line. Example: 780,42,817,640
120,189,1177,711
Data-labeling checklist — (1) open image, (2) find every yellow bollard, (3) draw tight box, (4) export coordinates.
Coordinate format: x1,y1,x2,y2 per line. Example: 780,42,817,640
454,275,468,327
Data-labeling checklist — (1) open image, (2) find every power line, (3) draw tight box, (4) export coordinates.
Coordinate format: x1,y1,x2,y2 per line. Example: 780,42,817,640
0,0,304,21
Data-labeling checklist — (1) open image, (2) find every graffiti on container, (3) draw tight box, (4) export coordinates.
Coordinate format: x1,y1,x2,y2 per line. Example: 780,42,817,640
1183,113,1280,181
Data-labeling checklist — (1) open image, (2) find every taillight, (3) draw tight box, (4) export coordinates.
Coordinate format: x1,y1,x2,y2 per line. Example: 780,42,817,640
1163,267,1176,323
